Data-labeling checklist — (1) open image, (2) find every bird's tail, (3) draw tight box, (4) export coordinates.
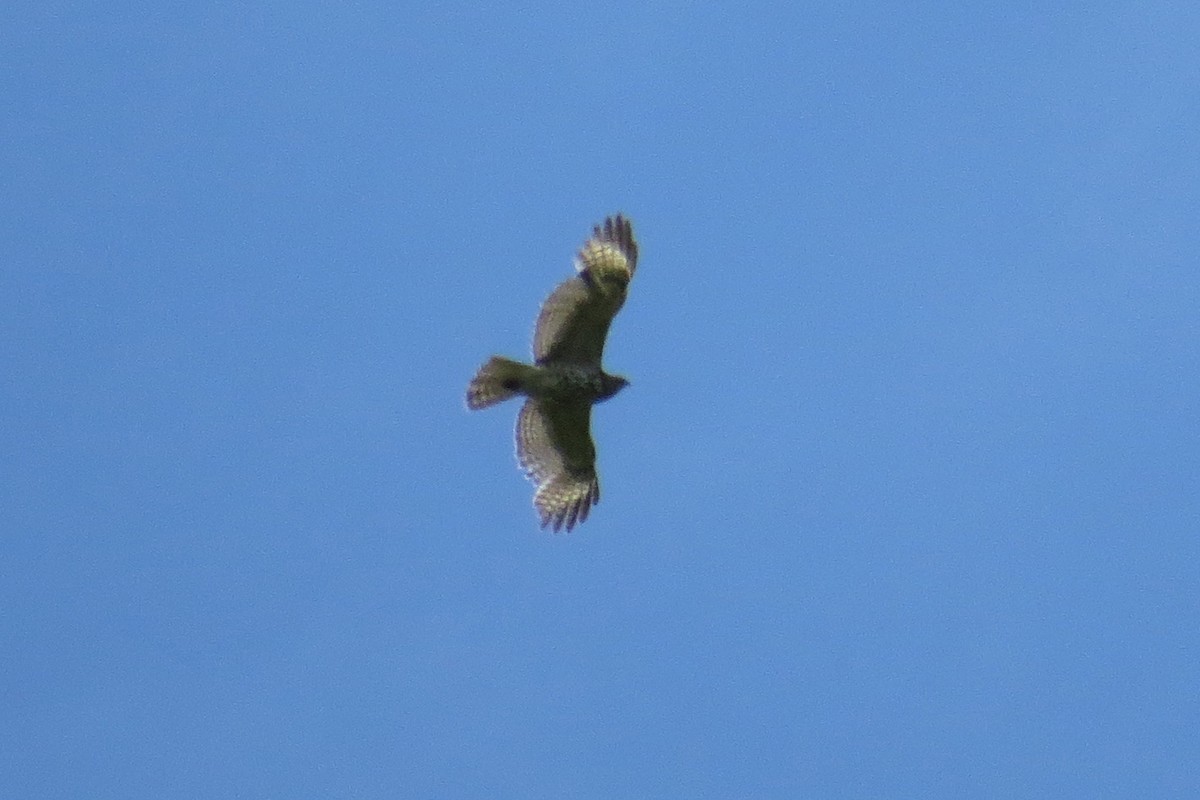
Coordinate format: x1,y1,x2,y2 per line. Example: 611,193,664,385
466,356,538,410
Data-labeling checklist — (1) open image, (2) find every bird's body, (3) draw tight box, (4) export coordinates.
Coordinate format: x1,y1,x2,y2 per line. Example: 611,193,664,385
468,357,627,408
466,215,639,532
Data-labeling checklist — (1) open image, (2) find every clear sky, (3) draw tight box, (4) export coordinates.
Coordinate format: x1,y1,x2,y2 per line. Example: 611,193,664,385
4,3,1198,798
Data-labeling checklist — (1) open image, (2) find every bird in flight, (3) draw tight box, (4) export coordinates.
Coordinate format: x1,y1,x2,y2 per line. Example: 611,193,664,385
467,215,639,532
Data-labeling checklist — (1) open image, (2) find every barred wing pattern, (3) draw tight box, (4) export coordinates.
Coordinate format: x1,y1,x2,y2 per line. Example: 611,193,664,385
532,215,639,366
516,399,599,532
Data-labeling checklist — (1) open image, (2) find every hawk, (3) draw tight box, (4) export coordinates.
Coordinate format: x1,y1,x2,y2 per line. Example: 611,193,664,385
466,215,639,532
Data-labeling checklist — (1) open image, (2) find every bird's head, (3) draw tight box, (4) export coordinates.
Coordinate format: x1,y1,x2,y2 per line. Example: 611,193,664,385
598,373,630,401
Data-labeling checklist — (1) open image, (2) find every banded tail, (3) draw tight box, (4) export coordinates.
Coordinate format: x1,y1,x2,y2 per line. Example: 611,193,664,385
466,356,539,410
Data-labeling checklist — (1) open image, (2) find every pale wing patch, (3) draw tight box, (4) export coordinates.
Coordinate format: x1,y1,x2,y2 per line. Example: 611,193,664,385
578,214,638,277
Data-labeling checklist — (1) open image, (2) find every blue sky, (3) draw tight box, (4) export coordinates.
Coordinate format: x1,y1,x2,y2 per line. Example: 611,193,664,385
4,2,1199,797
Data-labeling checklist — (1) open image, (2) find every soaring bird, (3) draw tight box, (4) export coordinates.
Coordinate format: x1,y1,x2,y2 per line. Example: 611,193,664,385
466,215,639,532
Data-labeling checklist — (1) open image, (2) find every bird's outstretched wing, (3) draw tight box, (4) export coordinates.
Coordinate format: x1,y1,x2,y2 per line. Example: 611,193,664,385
515,399,599,532
532,215,638,366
